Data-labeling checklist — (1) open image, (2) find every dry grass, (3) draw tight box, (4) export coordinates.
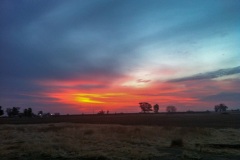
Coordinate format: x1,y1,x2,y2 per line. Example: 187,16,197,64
0,123,239,159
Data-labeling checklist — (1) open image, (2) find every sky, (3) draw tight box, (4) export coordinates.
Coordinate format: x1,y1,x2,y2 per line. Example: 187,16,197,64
0,0,240,114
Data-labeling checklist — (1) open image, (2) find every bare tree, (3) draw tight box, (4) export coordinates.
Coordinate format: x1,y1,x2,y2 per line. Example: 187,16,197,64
166,106,177,113
153,104,159,113
97,110,105,115
214,103,228,112
139,102,152,113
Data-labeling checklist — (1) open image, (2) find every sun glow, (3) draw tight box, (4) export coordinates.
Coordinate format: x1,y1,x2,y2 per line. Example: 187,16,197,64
73,93,128,104
75,97,104,104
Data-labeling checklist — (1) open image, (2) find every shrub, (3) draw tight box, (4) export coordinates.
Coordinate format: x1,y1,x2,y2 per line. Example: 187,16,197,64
170,139,183,147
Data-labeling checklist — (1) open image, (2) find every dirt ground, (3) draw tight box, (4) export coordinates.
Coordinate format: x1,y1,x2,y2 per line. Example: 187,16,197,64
0,120,240,160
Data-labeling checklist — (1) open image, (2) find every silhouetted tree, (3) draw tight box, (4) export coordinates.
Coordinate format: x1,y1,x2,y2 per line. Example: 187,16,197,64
97,110,105,115
214,103,228,112
139,102,152,113
24,108,28,116
166,106,177,113
6,107,20,117
153,104,159,113
24,108,33,117
12,107,20,116
0,106,4,116
28,108,32,117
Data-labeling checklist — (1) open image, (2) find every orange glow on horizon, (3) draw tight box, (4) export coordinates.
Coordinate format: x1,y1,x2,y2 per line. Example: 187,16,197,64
41,83,198,112
36,77,238,113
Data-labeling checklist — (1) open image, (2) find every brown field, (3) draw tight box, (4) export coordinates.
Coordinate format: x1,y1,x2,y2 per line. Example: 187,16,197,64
0,113,240,159
1,112,240,128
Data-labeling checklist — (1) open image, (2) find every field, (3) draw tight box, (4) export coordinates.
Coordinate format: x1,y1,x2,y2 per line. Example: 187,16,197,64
0,113,240,160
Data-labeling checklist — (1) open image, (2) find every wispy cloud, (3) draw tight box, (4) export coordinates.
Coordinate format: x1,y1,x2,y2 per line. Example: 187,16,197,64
137,79,151,83
169,66,240,82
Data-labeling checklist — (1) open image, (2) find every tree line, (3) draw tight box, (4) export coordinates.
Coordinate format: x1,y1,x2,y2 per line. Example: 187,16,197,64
0,106,59,117
0,103,233,117
139,102,230,113
0,106,35,117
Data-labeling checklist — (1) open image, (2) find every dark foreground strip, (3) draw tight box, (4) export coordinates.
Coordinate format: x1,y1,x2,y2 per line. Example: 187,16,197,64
205,144,240,149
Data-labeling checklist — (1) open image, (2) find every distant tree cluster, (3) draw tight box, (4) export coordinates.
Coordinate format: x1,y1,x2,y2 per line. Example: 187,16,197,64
166,106,177,113
0,106,57,118
138,102,232,113
214,103,228,112
97,110,109,115
139,102,153,113
153,104,159,113
6,107,33,117
139,103,178,113
23,108,33,117
6,107,20,117
97,110,105,115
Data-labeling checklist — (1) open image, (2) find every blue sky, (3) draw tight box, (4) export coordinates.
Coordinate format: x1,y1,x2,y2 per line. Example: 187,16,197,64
0,0,240,114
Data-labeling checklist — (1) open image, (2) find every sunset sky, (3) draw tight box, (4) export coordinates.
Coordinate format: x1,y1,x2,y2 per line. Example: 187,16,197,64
0,0,240,114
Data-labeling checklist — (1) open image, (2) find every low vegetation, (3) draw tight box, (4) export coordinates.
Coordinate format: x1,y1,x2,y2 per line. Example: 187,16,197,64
0,123,240,159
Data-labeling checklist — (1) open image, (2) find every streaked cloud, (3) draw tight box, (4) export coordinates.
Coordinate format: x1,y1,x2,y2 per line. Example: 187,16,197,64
168,66,240,82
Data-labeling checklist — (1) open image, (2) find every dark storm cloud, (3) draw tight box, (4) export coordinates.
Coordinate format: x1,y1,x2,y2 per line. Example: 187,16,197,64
1,0,239,82
0,0,128,81
201,92,240,102
169,66,240,82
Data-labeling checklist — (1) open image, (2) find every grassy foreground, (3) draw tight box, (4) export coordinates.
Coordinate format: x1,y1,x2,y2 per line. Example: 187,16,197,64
0,123,240,160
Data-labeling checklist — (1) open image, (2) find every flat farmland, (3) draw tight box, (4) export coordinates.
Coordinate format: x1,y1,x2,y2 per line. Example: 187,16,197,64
1,112,240,128
1,113,240,160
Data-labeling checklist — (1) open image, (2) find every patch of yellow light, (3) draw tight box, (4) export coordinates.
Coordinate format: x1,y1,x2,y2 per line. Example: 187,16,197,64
73,93,127,104
75,97,104,104
74,93,103,98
